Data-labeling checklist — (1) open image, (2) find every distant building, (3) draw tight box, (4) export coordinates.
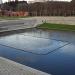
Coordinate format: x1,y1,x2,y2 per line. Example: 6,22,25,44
0,0,75,16
4,11,28,16
0,1,29,16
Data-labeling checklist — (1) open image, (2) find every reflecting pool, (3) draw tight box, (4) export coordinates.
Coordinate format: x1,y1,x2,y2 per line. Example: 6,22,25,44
0,28,75,75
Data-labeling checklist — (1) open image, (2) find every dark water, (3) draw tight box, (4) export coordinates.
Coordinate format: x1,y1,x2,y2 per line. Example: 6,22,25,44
0,28,75,75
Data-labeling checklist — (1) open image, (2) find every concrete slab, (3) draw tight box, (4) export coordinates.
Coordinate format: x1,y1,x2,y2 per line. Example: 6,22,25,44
0,57,50,75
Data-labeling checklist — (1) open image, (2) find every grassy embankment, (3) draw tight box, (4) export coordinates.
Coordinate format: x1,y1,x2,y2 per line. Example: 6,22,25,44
37,23,75,31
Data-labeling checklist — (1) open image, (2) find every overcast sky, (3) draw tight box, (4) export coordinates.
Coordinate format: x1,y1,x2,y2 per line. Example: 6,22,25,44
2,0,72,3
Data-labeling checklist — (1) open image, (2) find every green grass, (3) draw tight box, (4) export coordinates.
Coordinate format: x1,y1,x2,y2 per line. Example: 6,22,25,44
37,23,75,31
0,16,30,20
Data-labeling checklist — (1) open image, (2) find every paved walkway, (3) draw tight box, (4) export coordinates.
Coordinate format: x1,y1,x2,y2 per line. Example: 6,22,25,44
0,57,50,75
0,18,38,33
0,17,75,33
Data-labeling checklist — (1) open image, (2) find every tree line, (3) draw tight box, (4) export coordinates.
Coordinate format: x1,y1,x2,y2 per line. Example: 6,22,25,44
0,0,75,16
29,1,75,16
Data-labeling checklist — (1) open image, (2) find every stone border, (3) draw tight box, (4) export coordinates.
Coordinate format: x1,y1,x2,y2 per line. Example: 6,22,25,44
0,57,51,75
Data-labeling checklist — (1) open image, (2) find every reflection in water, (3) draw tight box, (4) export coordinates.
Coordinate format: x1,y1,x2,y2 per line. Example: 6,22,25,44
19,29,75,43
0,28,75,43
0,31,68,54
60,44,75,55
15,55,38,63
0,28,75,75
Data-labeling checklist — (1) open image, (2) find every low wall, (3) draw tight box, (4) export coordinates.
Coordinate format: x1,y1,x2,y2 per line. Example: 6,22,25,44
37,17,75,25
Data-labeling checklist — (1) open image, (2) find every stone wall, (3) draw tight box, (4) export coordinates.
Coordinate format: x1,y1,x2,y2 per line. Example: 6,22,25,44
35,17,75,25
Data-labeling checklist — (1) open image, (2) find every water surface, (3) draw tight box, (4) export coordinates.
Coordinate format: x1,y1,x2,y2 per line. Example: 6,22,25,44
0,28,75,75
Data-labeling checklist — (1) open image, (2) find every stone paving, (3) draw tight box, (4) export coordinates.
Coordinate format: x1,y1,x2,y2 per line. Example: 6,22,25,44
0,18,37,32
0,57,50,75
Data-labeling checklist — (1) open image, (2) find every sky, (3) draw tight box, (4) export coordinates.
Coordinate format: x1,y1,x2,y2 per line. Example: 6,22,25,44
2,0,72,3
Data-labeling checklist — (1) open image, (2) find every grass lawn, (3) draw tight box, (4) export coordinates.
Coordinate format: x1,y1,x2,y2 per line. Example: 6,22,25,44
37,23,75,31
0,16,30,20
